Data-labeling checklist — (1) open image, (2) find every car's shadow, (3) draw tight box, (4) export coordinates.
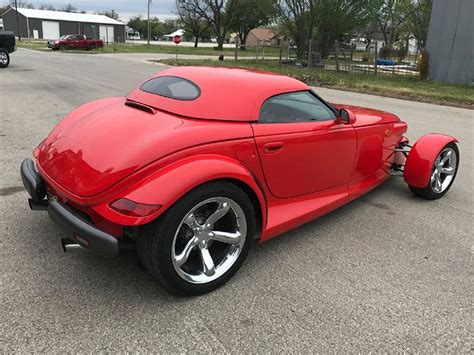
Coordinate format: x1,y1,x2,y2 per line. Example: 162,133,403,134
20,177,417,303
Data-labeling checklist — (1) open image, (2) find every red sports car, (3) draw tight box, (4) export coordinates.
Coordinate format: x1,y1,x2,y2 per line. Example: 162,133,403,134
21,67,460,295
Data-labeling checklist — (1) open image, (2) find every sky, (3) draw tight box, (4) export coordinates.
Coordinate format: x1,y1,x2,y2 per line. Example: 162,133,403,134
0,0,178,21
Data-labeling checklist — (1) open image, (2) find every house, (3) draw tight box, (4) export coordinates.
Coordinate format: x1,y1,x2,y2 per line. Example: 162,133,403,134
1,7,126,43
246,28,280,47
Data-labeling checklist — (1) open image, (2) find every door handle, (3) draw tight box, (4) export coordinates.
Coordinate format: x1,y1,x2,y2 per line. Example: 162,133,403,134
263,142,284,154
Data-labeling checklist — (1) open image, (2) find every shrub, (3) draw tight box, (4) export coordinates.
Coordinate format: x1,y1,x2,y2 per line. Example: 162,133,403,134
379,45,396,59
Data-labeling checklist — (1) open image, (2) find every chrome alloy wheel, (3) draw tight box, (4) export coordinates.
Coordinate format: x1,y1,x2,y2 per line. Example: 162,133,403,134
171,197,247,284
431,147,457,193
0,52,8,65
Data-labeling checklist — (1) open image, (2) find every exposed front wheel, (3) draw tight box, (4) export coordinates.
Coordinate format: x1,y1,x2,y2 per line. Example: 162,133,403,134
137,181,255,295
0,49,10,68
409,142,459,199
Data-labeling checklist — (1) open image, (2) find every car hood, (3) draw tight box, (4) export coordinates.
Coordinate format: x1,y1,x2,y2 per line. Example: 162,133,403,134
335,104,401,127
37,97,252,197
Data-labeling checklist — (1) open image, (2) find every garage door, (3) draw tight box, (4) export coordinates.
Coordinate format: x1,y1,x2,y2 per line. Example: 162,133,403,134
99,25,115,44
42,21,59,39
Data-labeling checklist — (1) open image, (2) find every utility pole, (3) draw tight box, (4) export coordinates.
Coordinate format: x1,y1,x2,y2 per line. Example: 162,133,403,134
147,0,151,45
14,0,21,41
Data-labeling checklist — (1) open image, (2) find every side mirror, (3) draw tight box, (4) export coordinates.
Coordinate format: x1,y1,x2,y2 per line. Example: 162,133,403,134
338,108,356,124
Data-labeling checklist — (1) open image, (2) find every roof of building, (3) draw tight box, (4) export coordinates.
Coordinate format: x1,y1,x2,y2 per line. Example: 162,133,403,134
13,7,124,26
249,28,277,41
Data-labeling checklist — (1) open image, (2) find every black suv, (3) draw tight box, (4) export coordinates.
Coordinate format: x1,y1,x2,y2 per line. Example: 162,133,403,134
0,31,16,68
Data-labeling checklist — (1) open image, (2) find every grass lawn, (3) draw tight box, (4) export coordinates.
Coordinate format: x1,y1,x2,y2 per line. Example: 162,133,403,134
16,39,235,56
158,59,474,107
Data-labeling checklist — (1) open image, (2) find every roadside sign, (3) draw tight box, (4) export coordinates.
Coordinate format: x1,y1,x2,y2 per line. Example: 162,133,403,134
173,35,181,45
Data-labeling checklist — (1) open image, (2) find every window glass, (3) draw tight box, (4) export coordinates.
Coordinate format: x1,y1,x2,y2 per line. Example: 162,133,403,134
140,76,200,101
259,91,335,123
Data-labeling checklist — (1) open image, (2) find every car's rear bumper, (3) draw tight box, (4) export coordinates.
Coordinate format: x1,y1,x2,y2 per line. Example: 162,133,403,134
20,158,119,257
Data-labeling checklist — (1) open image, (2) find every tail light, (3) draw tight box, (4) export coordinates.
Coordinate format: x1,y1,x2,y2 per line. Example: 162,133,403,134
109,198,162,217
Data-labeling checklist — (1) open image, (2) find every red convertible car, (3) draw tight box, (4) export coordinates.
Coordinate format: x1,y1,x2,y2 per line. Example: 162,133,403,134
21,67,460,295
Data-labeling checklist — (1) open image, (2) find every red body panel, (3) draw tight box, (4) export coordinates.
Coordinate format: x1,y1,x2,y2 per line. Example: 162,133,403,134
34,67,416,240
127,66,308,121
404,134,458,188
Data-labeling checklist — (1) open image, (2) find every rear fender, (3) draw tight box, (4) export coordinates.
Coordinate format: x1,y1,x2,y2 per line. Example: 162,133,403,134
404,134,458,188
93,155,267,227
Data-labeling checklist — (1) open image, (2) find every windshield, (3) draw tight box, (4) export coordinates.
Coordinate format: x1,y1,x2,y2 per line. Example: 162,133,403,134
59,35,70,40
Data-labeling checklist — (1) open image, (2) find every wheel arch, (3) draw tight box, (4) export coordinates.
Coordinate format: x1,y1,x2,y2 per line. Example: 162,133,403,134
93,155,267,234
404,133,458,188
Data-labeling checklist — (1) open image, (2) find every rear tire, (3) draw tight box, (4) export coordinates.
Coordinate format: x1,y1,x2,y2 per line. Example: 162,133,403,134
137,181,256,295
0,49,10,68
409,142,459,200
90,44,97,50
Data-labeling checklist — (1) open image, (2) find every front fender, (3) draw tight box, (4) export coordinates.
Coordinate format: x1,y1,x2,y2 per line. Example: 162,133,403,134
93,155,266,226
404,134,458,188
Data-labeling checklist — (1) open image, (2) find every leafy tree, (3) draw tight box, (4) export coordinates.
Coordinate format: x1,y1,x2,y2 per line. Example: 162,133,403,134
176,0,210,47
184,0,239,50
402,0,432,50
227,0,277,48
313,0,376,58
377,0,408,46
277,0,312,59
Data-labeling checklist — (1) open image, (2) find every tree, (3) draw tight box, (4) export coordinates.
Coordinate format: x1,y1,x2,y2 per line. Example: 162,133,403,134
377,0,408,46
8,0,34,8
38,4,56,10
227,0,277,48
313,0,376,58
402,0,432,50
185,0,239,50
277,0,312,59
61,4,78,13
99,10,120,21
176,0,210,47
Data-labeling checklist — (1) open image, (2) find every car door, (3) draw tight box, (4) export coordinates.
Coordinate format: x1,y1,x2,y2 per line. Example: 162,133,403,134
252,91,357,199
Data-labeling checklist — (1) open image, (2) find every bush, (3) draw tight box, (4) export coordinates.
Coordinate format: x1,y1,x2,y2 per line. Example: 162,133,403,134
379,45,396,59
418,49,429,80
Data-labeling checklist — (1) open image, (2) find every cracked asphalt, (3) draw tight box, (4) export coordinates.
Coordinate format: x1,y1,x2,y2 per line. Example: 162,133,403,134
1,49,472,352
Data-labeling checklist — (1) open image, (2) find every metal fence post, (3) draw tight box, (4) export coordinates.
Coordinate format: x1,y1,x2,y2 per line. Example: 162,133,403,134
335,40,340,71
374,41,378,75
234,39,238,61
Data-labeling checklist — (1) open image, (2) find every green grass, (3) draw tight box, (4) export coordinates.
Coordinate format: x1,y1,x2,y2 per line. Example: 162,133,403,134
17,39,235,56
158,59,474,107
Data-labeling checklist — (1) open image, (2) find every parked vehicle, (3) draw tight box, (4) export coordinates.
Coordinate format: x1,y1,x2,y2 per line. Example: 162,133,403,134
21,67,460,295
48,34,104,51
0,31,15,68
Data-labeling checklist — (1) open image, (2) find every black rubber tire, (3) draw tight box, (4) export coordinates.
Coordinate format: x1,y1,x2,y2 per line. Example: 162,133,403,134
59,44,67,51
137,181,256,295
409,142,459,200
0,49,10,68
90,44,97,50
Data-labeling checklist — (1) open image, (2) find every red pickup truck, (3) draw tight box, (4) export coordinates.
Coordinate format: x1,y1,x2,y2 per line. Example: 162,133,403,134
48,34,104,51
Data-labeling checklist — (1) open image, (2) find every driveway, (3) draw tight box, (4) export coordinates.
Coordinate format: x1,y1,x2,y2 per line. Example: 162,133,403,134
1,49,472,352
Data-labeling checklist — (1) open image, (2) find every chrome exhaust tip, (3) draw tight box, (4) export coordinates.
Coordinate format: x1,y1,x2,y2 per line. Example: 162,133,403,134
61,238,81,252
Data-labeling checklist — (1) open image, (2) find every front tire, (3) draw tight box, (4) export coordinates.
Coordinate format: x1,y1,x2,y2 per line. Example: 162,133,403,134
0,49,10,68
409,142,459,200
137,181,256,295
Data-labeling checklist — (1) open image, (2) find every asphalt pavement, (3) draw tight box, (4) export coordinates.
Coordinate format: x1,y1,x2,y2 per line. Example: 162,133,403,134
1,48,472,352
